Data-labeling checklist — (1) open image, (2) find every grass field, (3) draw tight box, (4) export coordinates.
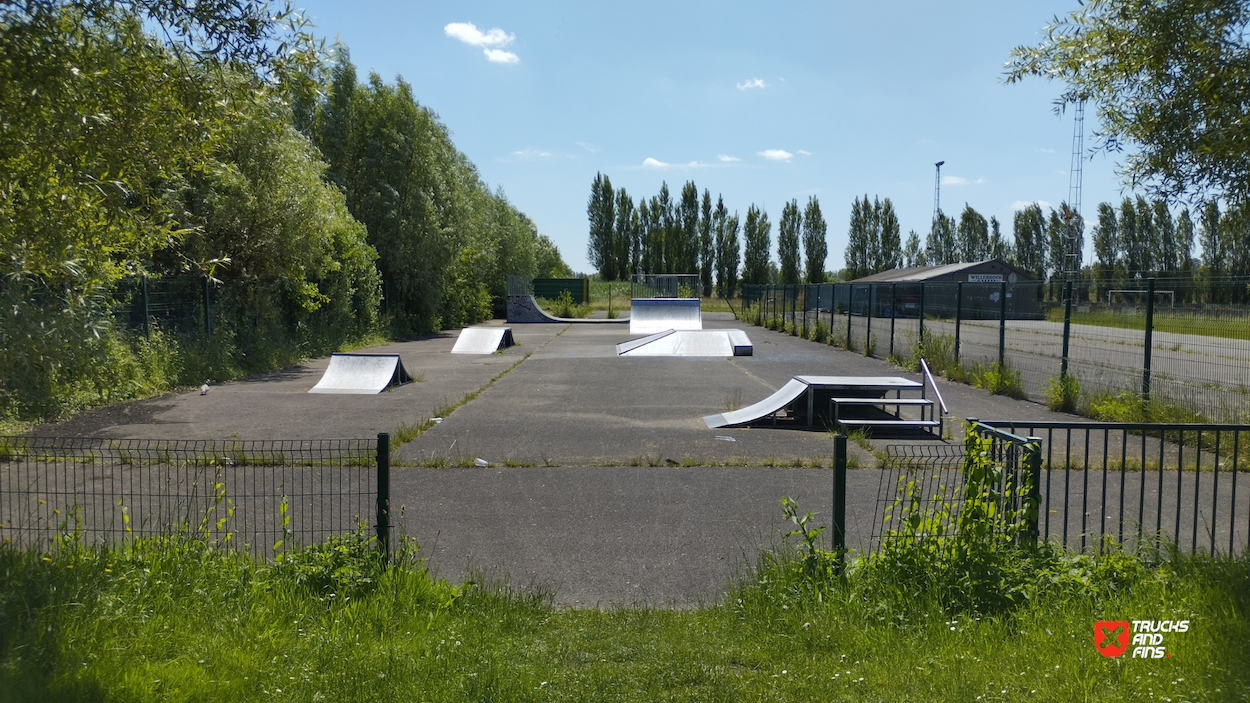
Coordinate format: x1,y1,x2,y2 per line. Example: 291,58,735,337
1045,307,1250,341
2,528,1245,702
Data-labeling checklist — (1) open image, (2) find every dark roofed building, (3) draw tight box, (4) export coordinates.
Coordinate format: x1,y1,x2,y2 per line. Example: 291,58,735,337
848,259,1040,319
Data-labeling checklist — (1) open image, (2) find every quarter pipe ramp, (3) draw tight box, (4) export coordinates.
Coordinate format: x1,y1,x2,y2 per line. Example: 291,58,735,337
506,295,627,324
629,298,702,334
308,353,414,394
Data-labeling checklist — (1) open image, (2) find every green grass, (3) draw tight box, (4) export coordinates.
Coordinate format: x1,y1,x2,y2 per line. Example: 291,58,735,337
1,531,1245,702
1046,307,1250,341
394,353,532,444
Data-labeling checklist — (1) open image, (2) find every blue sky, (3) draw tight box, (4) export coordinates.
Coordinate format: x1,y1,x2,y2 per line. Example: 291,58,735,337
293,0,1133,275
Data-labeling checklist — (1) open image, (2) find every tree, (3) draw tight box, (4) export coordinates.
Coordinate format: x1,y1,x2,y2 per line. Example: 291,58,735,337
1176,207,1195,273
676,181,700,273
957,204,989,262
656,183,674,272
802,196,828,283
1118,198,1140,276
877,199,901,272
903,230,922,267
1093,201,1120,287
535,235,573,278
586,173,614,279
988,216,1010,260
698,189,714,296
1134,195,1156,275
777,199,802,284
1006,0,1250,203
1011,204,1046,277
926,212,958,265
714,196,741,298
1046,208,1067,281
845,196,870,279
1200,199,1222,277
612,188,634,281
1154,200,1177,273
742,205,772,285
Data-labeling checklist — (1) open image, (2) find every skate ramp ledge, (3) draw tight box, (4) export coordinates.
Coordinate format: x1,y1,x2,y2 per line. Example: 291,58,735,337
629,298,702,334
617,329,752,357
309,353,414,394
452,327,516,354
702,377,809,428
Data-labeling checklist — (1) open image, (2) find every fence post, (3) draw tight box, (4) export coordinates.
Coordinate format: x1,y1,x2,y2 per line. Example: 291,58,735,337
791,284,797,333
1143,277,1155,402
802,285,809,339
1061,280,1073,377
203,277,212,337
865,284,873,355
846,289,853,349
890,283,897,357
376,432,391,559
918,282,926,347
998,281,1007,368
142,275,150,339
954,281,963,364
1023,436,1043,547
831,434,847,573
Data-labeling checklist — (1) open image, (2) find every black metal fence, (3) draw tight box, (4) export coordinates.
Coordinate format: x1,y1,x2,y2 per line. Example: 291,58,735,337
0,435,391,558
743,277,1250,422
869,424,1041,552
850,421,1250,558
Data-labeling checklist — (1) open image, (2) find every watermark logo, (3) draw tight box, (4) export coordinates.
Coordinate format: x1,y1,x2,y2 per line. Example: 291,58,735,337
1095,620,1189,658
1094,620,1129,658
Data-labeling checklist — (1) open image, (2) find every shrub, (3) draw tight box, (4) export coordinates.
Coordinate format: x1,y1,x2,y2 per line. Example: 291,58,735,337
1044,373,1081,413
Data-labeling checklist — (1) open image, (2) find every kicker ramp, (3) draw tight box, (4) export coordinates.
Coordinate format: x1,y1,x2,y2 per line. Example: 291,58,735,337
309,353,414,394
616,329,752,357
702,378,810,428
629,298,701,334
506,295,627,324
452,326,516,354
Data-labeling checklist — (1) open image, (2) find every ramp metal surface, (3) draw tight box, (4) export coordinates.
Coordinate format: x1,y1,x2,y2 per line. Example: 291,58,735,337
452,327,516,354
616,330,752,357
308,353,414,394
629,298,702,334
506,295,627,324
702,378,810,428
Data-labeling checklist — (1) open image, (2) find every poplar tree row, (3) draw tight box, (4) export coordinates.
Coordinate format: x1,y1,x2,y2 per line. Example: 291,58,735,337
587,175,828,294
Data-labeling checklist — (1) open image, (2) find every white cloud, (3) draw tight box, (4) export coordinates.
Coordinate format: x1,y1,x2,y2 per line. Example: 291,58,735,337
1038,148,1056,154
717,154,741,162
1011,200,1052,211
512,148,552,158
576,142,600,154
445,22,520,63
942,175,986,186
641,158,713,170
445,22,514,47
797,149,812,156
484,49,520,63
758,149,793,161
737,78,767,91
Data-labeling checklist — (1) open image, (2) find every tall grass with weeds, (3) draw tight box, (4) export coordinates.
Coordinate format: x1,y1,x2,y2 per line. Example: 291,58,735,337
1045,373,1081,413
2,498,1246,701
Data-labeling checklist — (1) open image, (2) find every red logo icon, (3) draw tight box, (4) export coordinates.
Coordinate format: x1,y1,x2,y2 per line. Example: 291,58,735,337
1095,621,1129,658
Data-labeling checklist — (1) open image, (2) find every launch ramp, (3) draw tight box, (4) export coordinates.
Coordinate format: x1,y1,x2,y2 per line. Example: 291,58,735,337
617,329,752,357
452,327,516,354
308,353,414,394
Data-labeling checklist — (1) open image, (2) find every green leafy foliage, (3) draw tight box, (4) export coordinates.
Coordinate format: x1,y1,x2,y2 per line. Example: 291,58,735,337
1044,373,1081,413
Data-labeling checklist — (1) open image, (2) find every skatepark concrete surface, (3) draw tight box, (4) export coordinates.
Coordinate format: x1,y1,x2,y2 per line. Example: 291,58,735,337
32,313,1102,606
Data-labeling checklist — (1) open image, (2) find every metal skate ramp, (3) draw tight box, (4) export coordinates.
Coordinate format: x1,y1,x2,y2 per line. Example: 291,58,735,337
616,329,752,357
629,298,702,334
308,353,414,394
452,327,516,354
506,295,627,324
703,375,932,430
